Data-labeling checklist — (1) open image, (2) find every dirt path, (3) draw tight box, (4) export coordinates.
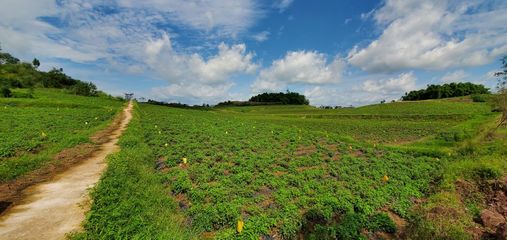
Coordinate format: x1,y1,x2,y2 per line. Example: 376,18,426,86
0,101,133,240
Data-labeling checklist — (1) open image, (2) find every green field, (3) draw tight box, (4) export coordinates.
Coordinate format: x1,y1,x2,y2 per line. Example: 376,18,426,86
76,97,507,239
0,89,124,181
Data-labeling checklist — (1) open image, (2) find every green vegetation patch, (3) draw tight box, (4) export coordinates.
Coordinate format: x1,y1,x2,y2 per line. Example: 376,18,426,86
0,88,123,181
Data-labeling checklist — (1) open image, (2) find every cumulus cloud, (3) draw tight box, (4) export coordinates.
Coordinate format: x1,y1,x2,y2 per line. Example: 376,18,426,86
348,0,507,73
441,70,467,83
146,38,257,84
252,31,270,42
146,34,257,102
251,51,345,92
361,72,417,95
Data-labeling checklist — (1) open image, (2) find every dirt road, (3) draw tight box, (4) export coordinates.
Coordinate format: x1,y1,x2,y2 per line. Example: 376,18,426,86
0,101,133,240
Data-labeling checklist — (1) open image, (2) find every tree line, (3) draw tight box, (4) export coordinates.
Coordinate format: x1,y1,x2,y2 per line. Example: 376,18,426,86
216,91,310,106
0,44,99,97
249,91,310,105
402,82,490,101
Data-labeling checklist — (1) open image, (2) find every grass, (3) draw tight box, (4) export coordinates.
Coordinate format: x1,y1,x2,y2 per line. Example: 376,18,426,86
0,88,124,181
76,97,505,240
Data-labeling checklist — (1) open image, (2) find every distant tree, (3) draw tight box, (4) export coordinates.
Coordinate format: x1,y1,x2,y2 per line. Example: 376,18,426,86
249,91,309,105
402,82,490,101
41,68,78,88
32,58,40,68
495,56,507,127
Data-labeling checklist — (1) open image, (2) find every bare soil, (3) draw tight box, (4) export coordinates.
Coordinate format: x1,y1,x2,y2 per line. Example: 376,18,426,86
0,101,133,240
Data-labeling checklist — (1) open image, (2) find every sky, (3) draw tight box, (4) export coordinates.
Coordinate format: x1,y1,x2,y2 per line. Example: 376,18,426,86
0,0,506,106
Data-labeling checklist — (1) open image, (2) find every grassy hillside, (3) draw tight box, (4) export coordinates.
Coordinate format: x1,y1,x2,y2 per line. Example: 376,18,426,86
78,98,507,239
0,88,124,181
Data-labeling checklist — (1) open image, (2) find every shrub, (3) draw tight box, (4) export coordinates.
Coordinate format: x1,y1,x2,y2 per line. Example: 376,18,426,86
1,85,11,97
335,213,366,240
472,165,501,180
471,94,488,102
366,213,396,233
71,81,98,96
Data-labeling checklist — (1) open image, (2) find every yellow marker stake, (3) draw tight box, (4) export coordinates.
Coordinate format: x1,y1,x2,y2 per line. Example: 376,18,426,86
382,175,389,182
237,219,244,233
182,157,188,164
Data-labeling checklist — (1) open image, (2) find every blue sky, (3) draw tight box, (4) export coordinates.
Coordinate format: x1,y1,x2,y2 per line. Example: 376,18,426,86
0,0,506,106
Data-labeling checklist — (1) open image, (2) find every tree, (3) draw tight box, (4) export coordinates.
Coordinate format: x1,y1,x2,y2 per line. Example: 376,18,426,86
249,91,309,105
32,58,40,68
72,81,98,96
495,56,507,127
402,82,490,101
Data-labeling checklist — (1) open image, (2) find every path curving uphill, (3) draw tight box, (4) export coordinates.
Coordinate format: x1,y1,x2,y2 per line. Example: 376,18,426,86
0,101,133,240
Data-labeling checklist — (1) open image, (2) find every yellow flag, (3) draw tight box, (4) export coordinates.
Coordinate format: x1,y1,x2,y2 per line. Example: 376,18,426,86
382,175,389,182
237,219,244,233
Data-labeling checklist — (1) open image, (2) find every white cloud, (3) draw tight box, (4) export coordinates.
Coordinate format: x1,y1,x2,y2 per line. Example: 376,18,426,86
0,0,260,102
361,72,417,95
0,0,262,63
273,0,294,12
441,70,467,83
147,39,257,84
118,0,260,37
152,82,234,102
251,51,345,92
252,31,270,42
144,34,257,101
348,0,507,73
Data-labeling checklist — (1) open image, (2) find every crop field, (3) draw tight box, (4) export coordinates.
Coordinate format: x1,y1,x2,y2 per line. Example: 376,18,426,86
219,100,495,143
0,89,124,181
79,99,505,239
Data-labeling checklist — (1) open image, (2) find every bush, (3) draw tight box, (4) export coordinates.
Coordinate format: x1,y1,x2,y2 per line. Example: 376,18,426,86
472,165,501,180
1,86,11,97
71,81,98,96
471,94,489,102
366,213,396,233
335,213,366,240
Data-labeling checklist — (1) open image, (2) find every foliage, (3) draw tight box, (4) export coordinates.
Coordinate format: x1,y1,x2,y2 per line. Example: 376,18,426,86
402,82,490,101
494,56,507,127
1,84,11,97
71,81,98,96
0,45,20,65
0,48,99,96
32,58,40,68
249,91,309,105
